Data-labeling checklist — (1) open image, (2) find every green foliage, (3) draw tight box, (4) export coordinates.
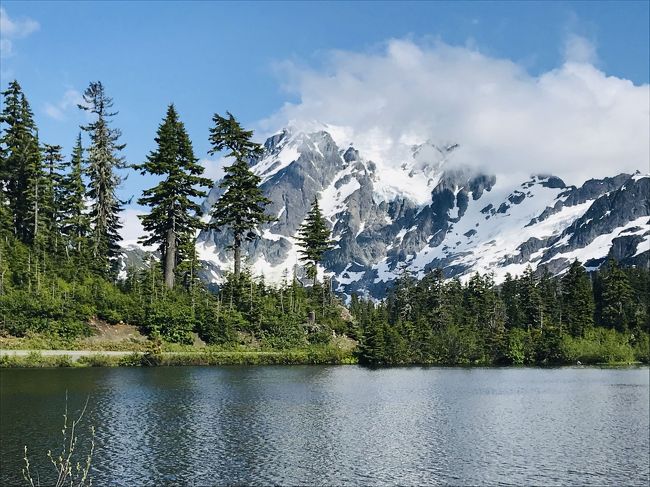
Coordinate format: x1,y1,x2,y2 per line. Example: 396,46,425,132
561,328,637,364
561,260,595,336
119,352,144,366
59,134,91,256
207,112,274,278
79,81,125,278
596,257,635,332
0,80,42,243
295,197,333,284
631,332,649,363
1,80,648,370
141,296,195,344
78,354,115,367
140,335,164,366
135,104,211,289
357,261,650,366
506,328,532,365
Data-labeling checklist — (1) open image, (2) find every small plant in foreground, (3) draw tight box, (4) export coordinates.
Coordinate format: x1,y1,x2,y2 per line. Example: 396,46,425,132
22,394,95,487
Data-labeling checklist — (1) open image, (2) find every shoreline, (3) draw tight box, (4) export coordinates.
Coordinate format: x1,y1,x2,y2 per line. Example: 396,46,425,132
0,348,358,367
1,349,645,368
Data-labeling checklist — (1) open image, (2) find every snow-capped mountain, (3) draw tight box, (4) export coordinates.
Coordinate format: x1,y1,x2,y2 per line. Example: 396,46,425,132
195,127,649,298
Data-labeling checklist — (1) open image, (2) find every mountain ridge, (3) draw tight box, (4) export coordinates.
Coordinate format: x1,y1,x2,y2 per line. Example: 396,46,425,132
171,128,648,298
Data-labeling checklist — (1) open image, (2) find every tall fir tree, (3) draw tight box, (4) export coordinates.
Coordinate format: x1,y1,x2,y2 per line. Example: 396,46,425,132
519,265,542,329
79,81,125,278
59,134,90,255
421,268,450,331
560,260,594,336
501,272,524,329
359,307,387,365
41,144,65,252
295,197,333,285
135,104,211,289
22,96,46,246
538,267,560,327
598,257,634,331
208,112,274,279
0,80,42,242
0,80,24,237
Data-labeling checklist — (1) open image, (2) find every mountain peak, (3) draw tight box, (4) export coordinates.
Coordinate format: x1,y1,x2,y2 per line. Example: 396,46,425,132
194,127,649,297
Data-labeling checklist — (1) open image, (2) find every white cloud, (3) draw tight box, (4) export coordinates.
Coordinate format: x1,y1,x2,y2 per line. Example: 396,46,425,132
0,7,39,57
262,38,649,185
43,89,84,121
563,34,598,65
119,208,148,248
199,157,226,183
0,38,11,56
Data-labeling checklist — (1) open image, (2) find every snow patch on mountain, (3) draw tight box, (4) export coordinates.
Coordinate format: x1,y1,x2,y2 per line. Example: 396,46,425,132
550,216,649,265
194,127,649,297
320,167,361,222
403,176,565,278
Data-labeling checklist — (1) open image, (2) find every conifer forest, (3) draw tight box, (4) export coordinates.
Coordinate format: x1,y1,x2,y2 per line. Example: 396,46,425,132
0,80,648,366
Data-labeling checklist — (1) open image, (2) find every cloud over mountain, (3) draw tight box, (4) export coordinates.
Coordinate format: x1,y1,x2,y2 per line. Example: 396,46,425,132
263,38,649,185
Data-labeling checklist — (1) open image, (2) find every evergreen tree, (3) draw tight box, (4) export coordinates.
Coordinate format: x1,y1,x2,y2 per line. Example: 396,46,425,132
519,266,542,329
79,81,125,278
598,257,634,331
625,266,650,332
359,307,386,365
501,272,523,329
208,112,274,279
59,134,91,255
21,96,46,246
0,80,41,242
0,176,10,236
0,80,24,236
295,197,333,285
0,86,15,236
135,105,211,289
560,260,594,336
538,267,560,327
41,143,65,251
421,268,450,331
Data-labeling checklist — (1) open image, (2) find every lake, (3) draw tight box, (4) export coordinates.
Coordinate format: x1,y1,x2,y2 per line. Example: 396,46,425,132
1,366,648,486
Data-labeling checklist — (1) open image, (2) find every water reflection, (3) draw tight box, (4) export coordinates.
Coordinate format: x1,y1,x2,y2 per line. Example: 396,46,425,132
1,366,648,486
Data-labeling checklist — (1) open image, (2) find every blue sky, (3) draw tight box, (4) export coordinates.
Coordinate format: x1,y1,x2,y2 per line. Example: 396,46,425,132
1,1,648,240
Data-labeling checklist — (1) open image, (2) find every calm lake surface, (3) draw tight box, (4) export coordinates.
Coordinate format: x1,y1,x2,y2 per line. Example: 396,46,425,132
1,366,648,486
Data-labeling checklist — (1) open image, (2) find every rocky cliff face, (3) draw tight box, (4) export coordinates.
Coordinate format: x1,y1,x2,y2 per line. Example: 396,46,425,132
193,128,649,298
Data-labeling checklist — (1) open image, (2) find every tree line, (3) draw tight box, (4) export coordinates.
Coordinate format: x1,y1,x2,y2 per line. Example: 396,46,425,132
0,79,648,366
355,261,649,365
0,80,342,348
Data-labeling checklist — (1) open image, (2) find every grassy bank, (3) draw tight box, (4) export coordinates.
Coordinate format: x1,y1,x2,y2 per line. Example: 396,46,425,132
2,348,646,368
0,333,149,352
0,344,358,368
2,328,646,368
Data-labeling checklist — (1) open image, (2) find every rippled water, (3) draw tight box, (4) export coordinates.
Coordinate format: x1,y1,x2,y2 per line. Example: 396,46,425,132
1,366,648,486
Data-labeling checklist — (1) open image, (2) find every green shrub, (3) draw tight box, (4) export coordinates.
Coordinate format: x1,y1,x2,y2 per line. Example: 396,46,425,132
141,298,195,344
53,354,74,367
78,354,115,367
506,328,536,365
197,307,243,345
118,352,144,366
561,328,635,364
632,332,649,363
